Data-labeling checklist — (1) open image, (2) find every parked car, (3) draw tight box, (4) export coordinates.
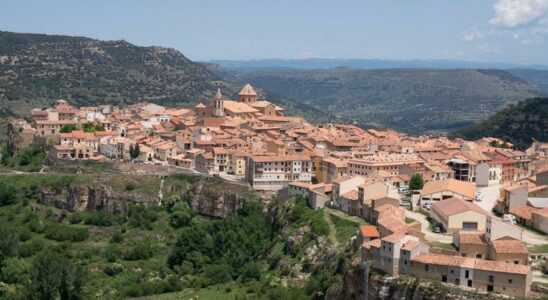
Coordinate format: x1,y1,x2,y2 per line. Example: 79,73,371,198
398,187,410,194
503,214,517,225
475,191,483,202
432,225,442,233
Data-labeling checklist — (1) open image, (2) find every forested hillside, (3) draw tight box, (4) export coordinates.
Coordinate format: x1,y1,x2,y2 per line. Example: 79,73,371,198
450,97,548,148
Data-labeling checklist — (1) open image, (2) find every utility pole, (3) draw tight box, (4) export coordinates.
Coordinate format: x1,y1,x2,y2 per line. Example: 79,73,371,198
363,260,372,300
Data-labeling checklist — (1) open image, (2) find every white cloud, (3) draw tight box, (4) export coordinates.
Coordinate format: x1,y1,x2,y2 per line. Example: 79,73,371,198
462,30,485,41
490,0,548,27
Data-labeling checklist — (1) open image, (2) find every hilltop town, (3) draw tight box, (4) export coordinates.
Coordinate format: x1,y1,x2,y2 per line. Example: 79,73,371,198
7,83,548,298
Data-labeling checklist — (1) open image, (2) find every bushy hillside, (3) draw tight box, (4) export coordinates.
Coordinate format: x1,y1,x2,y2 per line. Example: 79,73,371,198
0,31,231,115
0,31,333,124
217,67,540,134
450,97,548,148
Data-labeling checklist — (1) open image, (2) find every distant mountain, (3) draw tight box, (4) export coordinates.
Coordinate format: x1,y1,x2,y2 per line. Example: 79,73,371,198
214,67,541,134
0,31,332,124
450,98,548,148
508,69,548,94
206,58,548,71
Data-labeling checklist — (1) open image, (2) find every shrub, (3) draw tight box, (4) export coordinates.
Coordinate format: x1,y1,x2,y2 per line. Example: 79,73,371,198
69,213,84,224
0,182,17,206
128,205,159,230
28,218,46,233
104,244,122,262
17,239,44,258
123,240,154,261
125,182,137,191
103,263,125,276
44,223,89,242
18,229,32,242
1,257,30,284
169,208,193,228
110,231,124,243
240,262,261,281
83,211,119,226
202,264,233,285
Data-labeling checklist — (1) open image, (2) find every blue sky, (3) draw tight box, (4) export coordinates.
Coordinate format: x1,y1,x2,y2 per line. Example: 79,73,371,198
1,0,548,64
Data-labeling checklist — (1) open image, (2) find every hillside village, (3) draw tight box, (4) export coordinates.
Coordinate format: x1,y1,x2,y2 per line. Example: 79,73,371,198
8,83,548,298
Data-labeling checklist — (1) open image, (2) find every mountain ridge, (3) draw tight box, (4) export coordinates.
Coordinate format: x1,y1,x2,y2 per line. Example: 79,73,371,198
214,67,541,134
0,30,332,124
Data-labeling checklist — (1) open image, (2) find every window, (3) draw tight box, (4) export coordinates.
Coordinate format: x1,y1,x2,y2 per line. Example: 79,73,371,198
442,275,447,283
465,270,469,279
488,275,494,283
508,279,513,284
425,265,429,272
476,254,482,258
514,260,519,265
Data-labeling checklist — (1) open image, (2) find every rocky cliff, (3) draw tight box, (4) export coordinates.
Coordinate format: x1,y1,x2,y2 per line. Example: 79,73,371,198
180,179,252,218
37,175,255,218
38,184,153,213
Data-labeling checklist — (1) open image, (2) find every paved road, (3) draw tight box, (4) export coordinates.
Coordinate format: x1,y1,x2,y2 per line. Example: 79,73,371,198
475,184,501,212
475,184,547,245
405,209,453,243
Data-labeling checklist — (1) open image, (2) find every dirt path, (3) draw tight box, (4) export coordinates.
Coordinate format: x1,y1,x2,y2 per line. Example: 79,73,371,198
323,209,339,248
157,177,164,206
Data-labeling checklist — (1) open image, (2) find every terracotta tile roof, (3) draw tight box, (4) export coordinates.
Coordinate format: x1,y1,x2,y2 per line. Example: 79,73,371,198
341,190,359,201
289,181,312,189
378,217,408,235
431,197,488,219
223,101,258,114
458,231,487,245
250,154,311,162
359,225,380,238
509,206,536,220
401,240,420,251
239,83,258,96
532,207,548,217
412,253,530,275
420,179,476,199
381,232,407,243
491,237,528,254
332,175,359,184
361,239,381,249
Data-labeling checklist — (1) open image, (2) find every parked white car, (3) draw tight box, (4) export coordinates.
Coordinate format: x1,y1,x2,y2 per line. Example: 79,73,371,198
503,214,517,225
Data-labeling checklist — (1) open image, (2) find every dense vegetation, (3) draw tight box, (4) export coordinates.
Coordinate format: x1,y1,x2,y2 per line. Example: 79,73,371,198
216,67,540,134
450,97,548,148
1,142,45,172
0,173,360,299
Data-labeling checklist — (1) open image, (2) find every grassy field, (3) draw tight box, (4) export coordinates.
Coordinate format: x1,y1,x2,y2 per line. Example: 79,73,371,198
326,208,369,244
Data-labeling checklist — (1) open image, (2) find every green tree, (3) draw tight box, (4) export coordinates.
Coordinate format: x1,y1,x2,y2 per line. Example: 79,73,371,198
129,143,141,159
26,248,87,300
59,124,77,133
0,182,17,206
0,226,18,265
409,173,424,191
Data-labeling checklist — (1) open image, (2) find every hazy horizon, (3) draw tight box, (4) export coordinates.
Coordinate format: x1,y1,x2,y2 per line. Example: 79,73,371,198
1,0,548,65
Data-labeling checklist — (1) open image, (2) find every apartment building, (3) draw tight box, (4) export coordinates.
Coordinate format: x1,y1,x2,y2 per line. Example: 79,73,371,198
246,154,312,191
